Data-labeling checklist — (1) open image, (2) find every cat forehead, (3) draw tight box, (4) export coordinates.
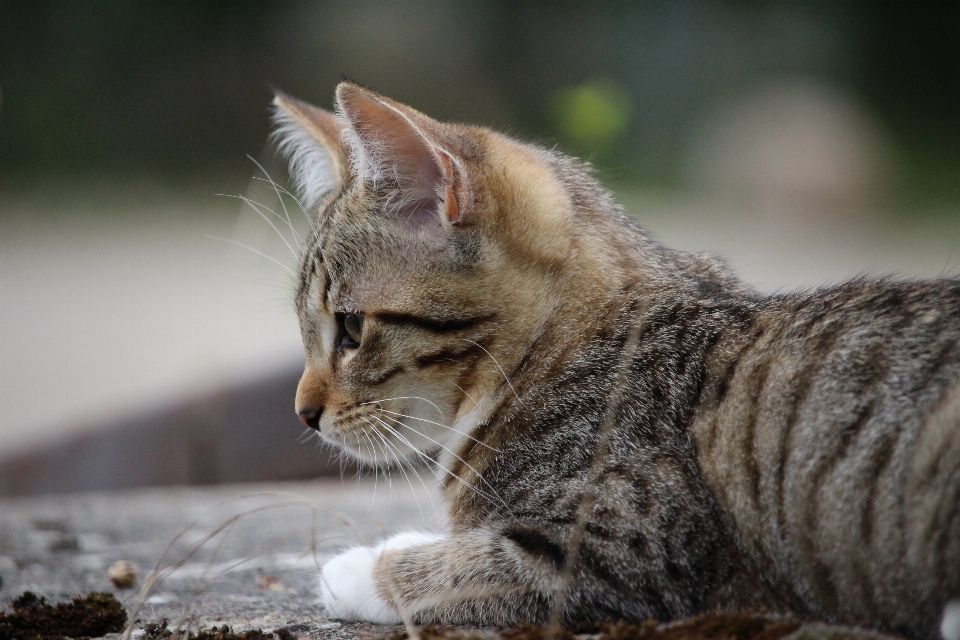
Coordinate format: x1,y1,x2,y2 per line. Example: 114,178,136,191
299,227,483,318
298,239,431,312
317,185,476,267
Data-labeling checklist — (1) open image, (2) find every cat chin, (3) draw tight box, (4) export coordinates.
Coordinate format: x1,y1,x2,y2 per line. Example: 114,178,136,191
319,531,444,623
316,429,399,464
337,439,425,467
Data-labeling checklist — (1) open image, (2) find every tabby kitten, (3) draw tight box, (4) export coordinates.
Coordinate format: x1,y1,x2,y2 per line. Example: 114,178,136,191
272,82,960,640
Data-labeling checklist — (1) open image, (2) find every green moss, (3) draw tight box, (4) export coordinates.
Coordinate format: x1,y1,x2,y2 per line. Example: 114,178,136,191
142,620,274,640
0,591,127,640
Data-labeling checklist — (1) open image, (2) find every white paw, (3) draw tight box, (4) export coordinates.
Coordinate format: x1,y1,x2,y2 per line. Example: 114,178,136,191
319,531,442,623
942,600,960,640
320,545,398,623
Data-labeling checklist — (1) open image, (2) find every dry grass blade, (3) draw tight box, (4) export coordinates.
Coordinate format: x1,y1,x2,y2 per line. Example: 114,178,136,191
120,492,378,640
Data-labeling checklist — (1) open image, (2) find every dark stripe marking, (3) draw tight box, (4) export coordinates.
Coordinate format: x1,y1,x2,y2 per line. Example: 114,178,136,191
744,355,774,508
934,465,960,587
775,321,844,536
801,401,874,611
374,311,495,333
414,341,485,369
805,339,889,537
365,365,405,386
502,525,566,568
859,429,898,543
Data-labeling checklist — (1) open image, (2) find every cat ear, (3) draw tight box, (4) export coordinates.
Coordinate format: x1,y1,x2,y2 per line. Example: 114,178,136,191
272,91,350,210
335,82,462,225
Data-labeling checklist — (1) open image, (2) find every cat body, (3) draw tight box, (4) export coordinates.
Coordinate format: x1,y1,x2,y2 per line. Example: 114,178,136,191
272,83,960,639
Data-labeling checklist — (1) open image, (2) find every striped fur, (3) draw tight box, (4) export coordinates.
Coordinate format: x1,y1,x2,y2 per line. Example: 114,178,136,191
276,83,960,638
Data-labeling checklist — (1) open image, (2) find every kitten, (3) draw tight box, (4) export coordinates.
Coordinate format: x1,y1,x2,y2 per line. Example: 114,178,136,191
271,82,960,639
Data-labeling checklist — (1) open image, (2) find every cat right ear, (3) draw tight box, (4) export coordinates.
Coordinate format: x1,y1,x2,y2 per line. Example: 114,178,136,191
271,91,350,211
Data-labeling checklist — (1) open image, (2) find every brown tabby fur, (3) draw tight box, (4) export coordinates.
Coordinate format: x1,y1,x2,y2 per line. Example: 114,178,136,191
274,82,960,639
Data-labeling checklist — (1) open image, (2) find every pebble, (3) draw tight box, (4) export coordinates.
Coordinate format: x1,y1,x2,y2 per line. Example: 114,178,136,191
107,560,139,588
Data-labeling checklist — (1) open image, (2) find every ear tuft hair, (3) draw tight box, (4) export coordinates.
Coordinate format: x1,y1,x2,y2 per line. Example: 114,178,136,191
336,107,384,186
271,98,340,211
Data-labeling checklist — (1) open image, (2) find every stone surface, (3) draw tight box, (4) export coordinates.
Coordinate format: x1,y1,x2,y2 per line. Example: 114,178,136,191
0,478,442,639
0,477,911,640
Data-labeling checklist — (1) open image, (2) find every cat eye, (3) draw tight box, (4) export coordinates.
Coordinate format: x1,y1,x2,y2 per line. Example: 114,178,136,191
338,312,363,349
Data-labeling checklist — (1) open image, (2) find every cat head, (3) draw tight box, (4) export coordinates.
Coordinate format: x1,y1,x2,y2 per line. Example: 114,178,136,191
272,82,616,466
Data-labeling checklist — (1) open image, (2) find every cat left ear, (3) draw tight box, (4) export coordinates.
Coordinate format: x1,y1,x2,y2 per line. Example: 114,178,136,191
272,91,350,211
335,82,463,225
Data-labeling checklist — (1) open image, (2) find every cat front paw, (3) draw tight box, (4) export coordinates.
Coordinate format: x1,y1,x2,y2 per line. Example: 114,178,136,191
319,531,442,623
320,544,398,623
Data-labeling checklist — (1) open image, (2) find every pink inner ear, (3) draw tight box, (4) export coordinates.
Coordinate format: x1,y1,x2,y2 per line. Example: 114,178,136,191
438,150,460,223
338,85,450,220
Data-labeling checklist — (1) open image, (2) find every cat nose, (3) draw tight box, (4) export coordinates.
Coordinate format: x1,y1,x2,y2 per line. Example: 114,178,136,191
298,407,322,430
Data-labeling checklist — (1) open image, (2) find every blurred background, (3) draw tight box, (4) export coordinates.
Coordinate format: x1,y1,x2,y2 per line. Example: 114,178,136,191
2,1,960,495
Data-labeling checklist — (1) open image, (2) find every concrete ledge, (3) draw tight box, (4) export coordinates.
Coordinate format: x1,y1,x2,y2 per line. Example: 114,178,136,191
0,478,906,639
0,370,352,497
0,478,439,637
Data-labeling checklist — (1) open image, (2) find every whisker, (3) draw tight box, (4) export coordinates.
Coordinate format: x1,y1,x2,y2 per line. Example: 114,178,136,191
361,417,424,518
358,426,380,512
375,414,506,511
376,416,496,512
247,154,306,250
215,193,300,256
353,432,365,486
367,416,438,515
371,428,397,485
375,407,500,452
450,381,480,410
378,414,496,489
462,339,528,409
250,176,320,242
380,444,394,503
203,236,295,276
360,396,443,417
249,171,321,246
404,457,438,517
224,191,306,250
252,176,308,213
366,426,394,503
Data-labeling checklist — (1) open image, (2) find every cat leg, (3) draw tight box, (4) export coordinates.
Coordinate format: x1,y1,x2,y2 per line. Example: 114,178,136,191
320,531,443,623
321,528,559,625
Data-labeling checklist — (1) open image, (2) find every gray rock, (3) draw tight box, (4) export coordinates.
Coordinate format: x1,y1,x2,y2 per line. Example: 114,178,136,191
0,478,440,639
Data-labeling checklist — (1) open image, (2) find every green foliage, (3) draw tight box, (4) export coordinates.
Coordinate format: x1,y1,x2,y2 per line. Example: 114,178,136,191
550,80,633,153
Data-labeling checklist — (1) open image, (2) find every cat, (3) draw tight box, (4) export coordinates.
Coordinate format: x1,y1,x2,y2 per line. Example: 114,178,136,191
270,81,960,640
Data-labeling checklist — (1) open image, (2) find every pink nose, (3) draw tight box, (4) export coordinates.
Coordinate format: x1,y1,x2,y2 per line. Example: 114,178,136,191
298,407,321,430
